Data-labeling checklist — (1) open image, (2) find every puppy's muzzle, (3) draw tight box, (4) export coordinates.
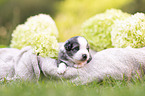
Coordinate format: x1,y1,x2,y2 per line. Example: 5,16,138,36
81,54,92,63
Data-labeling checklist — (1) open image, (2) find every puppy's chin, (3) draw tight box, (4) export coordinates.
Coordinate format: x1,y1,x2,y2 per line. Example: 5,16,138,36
73,60,88,68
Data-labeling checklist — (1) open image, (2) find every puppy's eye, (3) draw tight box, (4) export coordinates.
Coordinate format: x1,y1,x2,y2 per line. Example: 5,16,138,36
72,47,79,52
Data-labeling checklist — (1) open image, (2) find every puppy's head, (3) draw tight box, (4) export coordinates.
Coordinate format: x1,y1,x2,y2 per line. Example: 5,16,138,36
64,36,92,67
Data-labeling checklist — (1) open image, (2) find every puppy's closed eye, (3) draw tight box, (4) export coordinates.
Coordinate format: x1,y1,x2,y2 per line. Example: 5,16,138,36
72,46,79,52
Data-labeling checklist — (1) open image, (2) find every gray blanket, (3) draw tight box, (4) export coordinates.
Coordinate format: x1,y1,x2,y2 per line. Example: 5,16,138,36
1,46,145,85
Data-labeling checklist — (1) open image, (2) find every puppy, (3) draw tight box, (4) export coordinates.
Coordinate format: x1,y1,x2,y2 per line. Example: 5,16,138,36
57,36,92,74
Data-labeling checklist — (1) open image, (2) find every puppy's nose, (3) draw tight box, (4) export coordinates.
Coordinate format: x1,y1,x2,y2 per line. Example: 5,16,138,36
82,54,87,60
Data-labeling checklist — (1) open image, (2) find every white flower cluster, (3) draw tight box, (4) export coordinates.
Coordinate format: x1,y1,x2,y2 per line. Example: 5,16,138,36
81,9,145,50
81,9,130,51
10,14,59,58
111,13,145,48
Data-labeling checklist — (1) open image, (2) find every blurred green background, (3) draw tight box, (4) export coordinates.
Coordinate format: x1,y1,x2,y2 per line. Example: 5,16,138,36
0,0,145,46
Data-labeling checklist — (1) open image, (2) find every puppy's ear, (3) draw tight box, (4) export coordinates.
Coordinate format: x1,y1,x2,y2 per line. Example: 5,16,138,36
64,41,72,51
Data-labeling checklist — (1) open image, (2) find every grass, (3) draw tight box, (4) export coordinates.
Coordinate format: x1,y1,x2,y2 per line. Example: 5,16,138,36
1,76,145,96
0,45,145,96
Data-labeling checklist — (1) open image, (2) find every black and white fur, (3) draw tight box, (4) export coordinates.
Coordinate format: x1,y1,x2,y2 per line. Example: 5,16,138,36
57,36,92,74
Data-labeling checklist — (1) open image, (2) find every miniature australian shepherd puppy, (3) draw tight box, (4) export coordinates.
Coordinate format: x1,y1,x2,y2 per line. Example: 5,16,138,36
57,36,92,74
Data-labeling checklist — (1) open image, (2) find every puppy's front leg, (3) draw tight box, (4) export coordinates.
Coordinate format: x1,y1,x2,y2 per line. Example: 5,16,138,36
57,63,67,74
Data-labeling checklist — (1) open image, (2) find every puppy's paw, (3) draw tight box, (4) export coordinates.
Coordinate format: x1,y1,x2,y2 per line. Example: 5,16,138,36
57,67,66,74
57,63,67,75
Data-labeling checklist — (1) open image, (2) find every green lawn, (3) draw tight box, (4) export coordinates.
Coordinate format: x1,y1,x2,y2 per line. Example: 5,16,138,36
1,76,145,96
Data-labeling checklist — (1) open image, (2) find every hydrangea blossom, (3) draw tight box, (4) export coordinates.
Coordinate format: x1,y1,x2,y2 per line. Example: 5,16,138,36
111,13,145,48
81,9,130,51
25,14,59,38
10,14,59,58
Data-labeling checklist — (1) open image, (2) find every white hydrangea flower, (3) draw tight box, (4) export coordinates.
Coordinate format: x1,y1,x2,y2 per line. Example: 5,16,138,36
10,14,59,58
81,9,130,51
111,13,145,48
